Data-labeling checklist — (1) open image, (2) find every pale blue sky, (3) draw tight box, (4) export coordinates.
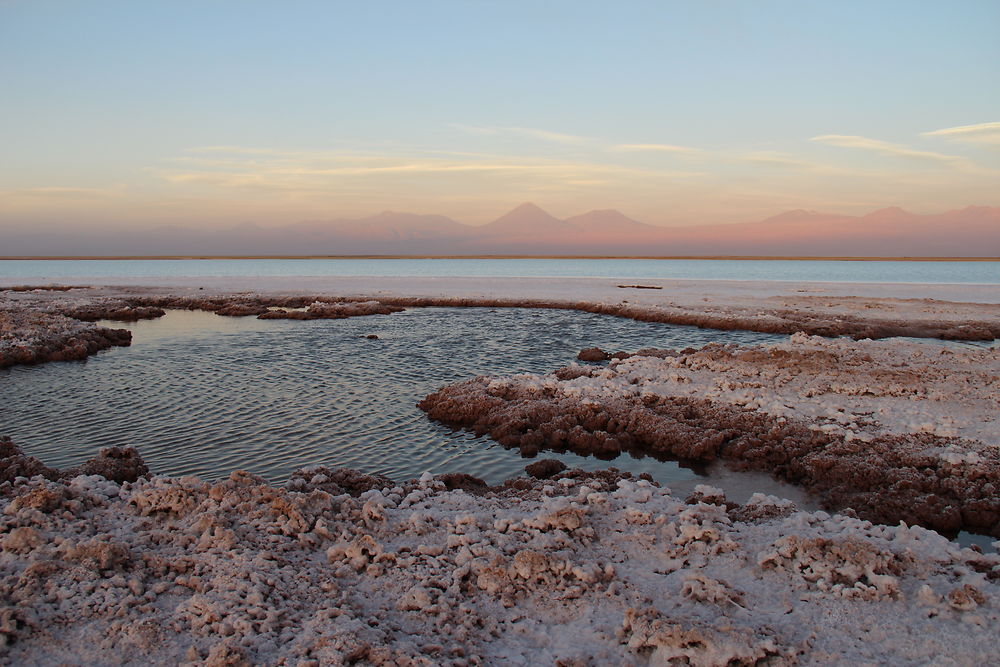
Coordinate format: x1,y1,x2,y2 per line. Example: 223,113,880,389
2,1,998,229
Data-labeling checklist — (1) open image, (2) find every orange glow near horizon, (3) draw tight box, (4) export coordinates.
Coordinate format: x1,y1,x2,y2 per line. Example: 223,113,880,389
2,3,998,240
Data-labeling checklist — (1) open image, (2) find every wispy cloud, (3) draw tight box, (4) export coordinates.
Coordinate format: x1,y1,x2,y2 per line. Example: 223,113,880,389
612,143,702,154
734,151,827,170
181,146,398,166
921,121,1000,146
452,124,586,144
809,134,963,164
156,146,706,196
4,186,124,200
164,161,610,182
187,146,294,156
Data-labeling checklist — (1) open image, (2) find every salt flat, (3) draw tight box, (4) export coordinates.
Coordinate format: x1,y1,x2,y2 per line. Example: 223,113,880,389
1,278,998,664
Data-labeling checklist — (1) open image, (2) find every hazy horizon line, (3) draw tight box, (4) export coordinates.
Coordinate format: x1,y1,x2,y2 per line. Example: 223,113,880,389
3,255,998,262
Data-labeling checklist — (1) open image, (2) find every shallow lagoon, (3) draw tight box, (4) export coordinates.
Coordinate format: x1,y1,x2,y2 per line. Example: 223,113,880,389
0,307,818,504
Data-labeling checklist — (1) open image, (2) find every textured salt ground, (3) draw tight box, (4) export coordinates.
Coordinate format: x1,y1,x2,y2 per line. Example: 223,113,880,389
1,458,998,666
420,334,1000,537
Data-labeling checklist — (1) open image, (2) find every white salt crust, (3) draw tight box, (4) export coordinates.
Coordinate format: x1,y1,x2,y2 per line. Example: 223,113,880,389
1,471,997,665
549,333,1000,458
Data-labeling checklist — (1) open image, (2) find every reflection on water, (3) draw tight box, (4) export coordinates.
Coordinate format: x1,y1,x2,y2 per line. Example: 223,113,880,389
1,307,814,503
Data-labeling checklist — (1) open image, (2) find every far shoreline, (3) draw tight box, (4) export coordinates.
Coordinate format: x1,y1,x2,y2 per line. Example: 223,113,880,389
2,255,999,262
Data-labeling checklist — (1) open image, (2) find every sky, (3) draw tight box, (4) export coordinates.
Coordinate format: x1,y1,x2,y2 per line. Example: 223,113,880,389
1,0,999,233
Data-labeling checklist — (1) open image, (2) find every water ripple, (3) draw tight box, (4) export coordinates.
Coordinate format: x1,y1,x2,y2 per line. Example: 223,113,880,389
1,307,815,502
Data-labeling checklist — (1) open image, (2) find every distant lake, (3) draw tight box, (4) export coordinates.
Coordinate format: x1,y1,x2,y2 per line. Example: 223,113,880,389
0,257,998,284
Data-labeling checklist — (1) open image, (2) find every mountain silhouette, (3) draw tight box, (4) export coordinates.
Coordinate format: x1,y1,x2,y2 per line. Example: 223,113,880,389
478,203,569,238
3,204,998,256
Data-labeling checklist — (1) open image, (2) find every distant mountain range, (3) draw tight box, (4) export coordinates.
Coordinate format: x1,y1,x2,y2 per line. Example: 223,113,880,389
4,202,999,257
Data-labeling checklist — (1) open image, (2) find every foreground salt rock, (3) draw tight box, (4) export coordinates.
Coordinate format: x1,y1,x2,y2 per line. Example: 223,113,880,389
1,462,997,665
0,438,149,485
421,334,1000,537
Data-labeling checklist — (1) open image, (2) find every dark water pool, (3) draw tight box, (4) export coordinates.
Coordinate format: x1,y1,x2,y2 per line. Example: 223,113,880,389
2,307,811,502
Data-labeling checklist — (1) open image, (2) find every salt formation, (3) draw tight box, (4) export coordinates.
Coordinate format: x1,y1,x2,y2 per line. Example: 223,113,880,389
60,305,166,322
0,438,148,484
54,294,404,321
258,300,404,320
422,334,1000,536
1,451,997,664
0,308,131,368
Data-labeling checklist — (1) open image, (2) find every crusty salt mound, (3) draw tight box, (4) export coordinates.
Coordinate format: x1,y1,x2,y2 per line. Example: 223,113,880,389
50,295,404,322
421,334,1000,536
0,285,90,292
258,300,404,320
0,438,149,485
116,294,404,320
1,465,998,664
0,308,131,368
61,304,166,322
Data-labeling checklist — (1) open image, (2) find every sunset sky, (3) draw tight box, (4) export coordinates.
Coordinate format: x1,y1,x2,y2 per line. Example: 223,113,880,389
2,1,999,233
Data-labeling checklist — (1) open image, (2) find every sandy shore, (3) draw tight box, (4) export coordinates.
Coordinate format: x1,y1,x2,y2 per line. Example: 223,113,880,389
1,280,999,663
